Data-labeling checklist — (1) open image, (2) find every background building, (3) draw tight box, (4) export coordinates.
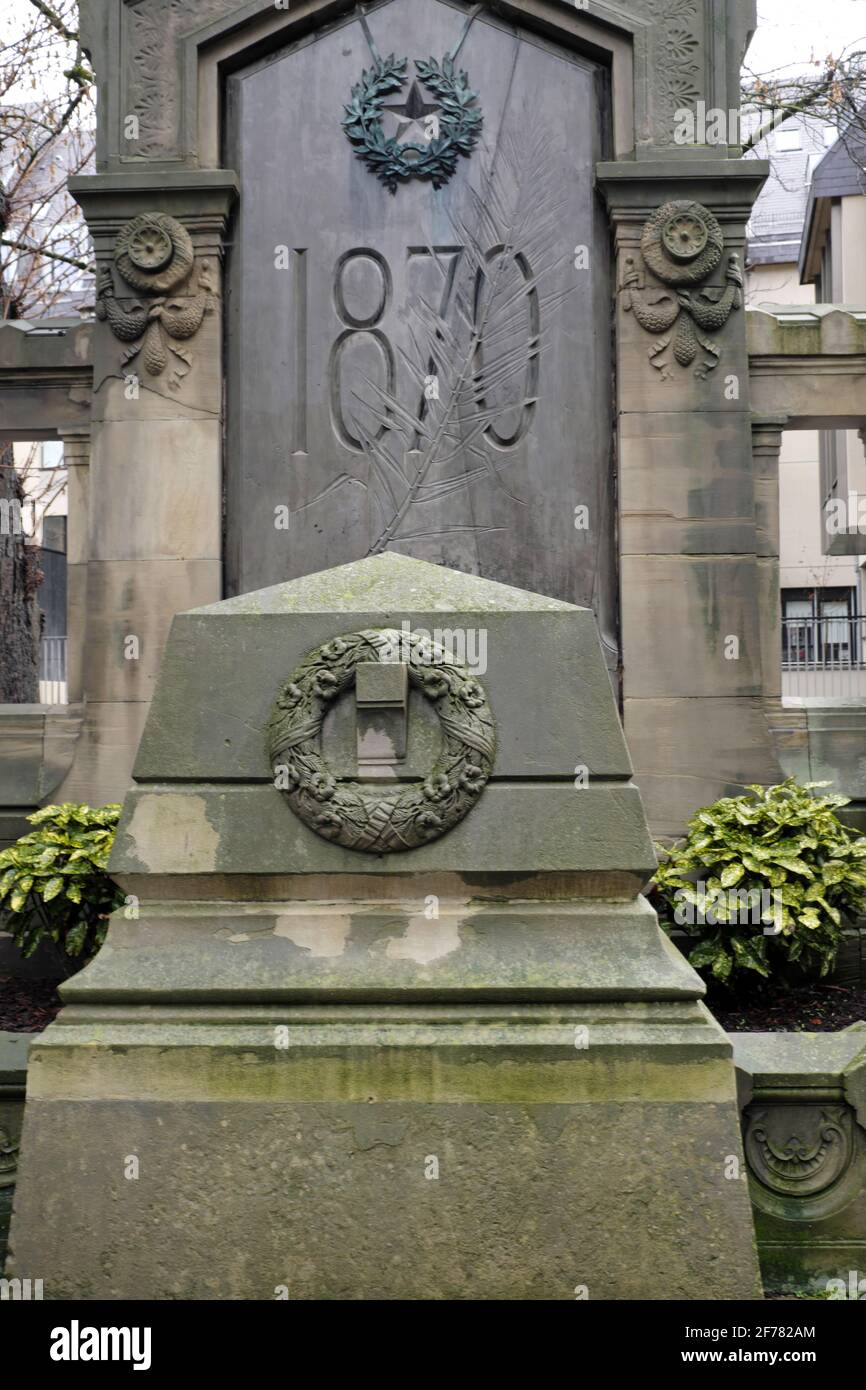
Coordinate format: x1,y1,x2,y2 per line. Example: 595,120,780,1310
746,113,866,700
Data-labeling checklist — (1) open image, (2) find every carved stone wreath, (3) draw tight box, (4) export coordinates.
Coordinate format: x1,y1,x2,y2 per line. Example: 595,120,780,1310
96,211,215,390
266,629,495,853
641,200,724,286
622,199,742,379
341,53,482,193
114,212,194,293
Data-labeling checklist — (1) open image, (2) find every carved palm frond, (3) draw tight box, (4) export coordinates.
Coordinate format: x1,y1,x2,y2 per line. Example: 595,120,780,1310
354,121,570,555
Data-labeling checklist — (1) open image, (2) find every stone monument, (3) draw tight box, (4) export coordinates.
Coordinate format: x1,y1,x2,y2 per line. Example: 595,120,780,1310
8,553,761,1298
45,0,778,839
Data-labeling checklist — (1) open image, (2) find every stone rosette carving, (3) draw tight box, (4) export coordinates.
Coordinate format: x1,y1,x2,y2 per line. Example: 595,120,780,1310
744,1104,855,1203
622,199,742,379
266,628,495,853
96,212,215,390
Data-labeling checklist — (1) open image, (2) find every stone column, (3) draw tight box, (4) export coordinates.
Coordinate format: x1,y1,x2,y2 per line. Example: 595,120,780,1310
59,426,90,706
56,172,238,808
753,415,812,783
598,162,782,838
751,417,786,709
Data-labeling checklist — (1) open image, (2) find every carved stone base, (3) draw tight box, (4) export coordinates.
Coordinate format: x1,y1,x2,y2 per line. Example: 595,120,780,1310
8,555,761,1299
8,900,761,1299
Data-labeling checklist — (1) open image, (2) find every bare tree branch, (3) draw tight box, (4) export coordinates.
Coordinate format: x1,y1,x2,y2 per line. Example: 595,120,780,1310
1,238,93,273
26,0,78,45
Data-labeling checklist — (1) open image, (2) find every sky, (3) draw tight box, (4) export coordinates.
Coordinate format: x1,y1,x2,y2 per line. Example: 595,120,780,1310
747,0,866,75
1,0,866,99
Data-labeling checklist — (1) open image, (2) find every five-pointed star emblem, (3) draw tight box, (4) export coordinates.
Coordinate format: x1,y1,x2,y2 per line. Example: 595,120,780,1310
381,80,440,143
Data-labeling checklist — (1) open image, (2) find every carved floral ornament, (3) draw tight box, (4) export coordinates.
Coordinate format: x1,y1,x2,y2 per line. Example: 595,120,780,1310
622,199,742,380
743,1103,860,1218
96,213,215,391
266,628,495,853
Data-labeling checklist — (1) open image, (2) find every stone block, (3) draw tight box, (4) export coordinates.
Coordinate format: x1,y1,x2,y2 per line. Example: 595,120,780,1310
733,1026,866,1296
82,558,221,703
88,418,221,562
621,555,764,698
0,1031,31,1273
625,695,782,838
9,1008,760,1299
53,700,150,810
619,409,757,556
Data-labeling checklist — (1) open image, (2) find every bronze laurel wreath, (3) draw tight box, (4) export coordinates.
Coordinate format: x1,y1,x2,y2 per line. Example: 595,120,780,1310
341,53,482,193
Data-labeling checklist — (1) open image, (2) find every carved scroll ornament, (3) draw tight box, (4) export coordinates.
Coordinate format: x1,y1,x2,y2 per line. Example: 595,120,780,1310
267,628,495,853
744,1104,855,1201
0,1125,19,1190
97,213,215,391
623,200,742,380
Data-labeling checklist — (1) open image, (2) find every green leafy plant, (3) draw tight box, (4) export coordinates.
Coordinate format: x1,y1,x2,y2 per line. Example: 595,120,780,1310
0,803,123,962
651,779,866,987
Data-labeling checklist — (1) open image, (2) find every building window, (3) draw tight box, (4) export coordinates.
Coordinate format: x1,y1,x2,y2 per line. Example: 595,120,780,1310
775,127,802,152
782,588,861,668
41,440,65,469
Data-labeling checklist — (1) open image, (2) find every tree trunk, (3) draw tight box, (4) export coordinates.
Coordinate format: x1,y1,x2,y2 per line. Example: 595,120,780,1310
0,446,41,702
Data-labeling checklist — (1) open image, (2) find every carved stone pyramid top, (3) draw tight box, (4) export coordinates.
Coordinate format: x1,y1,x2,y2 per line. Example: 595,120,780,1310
199,553,579,617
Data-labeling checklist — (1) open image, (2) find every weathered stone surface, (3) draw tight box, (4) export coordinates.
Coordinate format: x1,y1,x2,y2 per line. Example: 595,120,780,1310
53,700,150,810
619,410,758,557
61,898,697,1004
111,782,655,880
0,1031,30,1272
9,554,761,1298
82,558,221,703
748,306,866,428
732,1026,866,1296
88,419,221,562
9,1003,759,1300
620,555,764,698
134,554,631,783
0,706,83,807
0,318,92,442
624,696,782,839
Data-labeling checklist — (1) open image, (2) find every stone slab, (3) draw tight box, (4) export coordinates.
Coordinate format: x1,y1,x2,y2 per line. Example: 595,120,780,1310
89,418,221,562
620,556,764,699
61,897,698,1005
135,609,630,782
110,782,657,880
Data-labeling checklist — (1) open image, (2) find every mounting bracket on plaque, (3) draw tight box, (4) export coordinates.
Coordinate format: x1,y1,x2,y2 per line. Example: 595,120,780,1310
355,659,409,771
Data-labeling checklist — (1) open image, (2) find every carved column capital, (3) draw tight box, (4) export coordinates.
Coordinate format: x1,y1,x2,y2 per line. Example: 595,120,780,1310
69,172,238,409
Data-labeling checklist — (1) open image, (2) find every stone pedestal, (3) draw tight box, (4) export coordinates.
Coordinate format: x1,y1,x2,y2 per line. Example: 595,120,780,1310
7,554,761,1298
